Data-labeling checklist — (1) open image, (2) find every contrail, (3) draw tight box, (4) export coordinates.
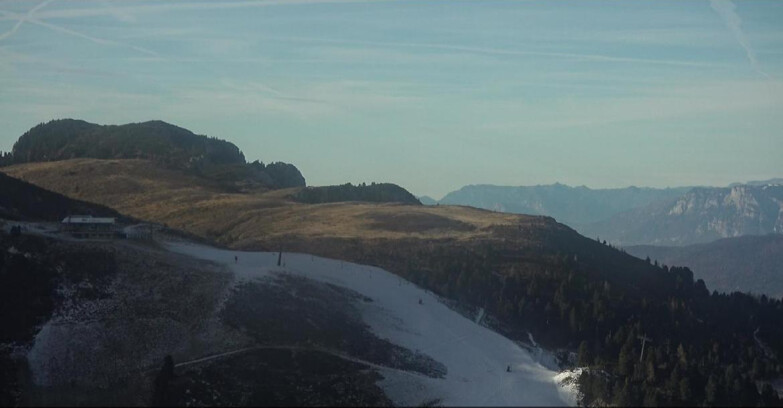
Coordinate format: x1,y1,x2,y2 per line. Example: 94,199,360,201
710,0,769,78
0,0,393,21
257,35,718,68
0,0,56,41
0,0,160,57
26,17,160,57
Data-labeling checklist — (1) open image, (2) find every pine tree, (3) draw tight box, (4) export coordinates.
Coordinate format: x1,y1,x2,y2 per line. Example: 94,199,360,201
612,380,632,406
678,377,692,403
704,374,718,405
642,389,659,407
677,343,688,368
152,355,175,406
577,341,592,366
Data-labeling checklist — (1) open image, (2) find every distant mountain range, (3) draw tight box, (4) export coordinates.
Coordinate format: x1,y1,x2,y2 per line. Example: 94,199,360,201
583,185,783,246
430,182,783,246
730,178,783,187
626,234,783,299
436,183,691,225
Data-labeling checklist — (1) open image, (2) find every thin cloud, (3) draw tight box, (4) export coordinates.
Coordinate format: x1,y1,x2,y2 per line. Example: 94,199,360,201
219,79,328,104
260,35,720,68
26,17,160,56
710,0,769,78
0,0,55,41
0,0,393,21
475,80,783,132
0,1,161,57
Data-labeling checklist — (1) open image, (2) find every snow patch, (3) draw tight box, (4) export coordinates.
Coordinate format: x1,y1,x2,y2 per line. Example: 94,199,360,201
166,242,577,406
554,368,583,407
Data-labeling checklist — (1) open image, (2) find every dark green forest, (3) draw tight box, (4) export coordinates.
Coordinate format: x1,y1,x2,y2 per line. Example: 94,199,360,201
292,182,422,205
1,119,306,190
398,239,783,406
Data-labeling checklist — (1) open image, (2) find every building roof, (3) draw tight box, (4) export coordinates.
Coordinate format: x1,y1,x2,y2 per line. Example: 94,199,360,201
61,215,116,224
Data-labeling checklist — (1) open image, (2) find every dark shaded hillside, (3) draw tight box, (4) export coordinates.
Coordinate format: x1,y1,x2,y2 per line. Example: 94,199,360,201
583,185,783,246
0,232,122,405
626,234,783,299
292,183,421,205
439,183,690,225
0,172,127,222
4,119,305,190
0,233,58,405
256,220,783,407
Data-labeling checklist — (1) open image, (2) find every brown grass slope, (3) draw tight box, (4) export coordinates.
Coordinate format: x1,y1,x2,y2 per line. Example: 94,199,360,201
2,158,545,247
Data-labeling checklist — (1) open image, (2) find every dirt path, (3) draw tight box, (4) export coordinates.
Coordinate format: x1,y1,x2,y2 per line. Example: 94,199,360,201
170,344,433,381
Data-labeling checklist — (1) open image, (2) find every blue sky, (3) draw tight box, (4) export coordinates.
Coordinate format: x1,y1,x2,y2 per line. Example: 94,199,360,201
1,0,782,198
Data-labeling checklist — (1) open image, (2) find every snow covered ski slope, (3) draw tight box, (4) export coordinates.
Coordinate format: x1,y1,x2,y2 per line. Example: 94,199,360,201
167,242,576,406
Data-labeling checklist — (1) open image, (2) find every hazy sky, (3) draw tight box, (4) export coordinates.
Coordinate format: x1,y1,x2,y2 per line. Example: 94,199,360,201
1,0,782,198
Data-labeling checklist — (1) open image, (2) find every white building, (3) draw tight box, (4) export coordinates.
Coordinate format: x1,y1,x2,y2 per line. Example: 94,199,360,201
61,215,118,239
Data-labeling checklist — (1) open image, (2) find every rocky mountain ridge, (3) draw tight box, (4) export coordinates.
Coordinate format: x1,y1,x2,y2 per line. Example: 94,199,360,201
584,184,783,246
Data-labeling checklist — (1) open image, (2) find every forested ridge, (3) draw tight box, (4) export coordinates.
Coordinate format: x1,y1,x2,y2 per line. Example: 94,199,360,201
292,182,421,205
0,119,306,190
399,237,783,406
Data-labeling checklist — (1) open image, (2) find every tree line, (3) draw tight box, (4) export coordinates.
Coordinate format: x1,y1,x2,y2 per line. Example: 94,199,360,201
371,236,783,406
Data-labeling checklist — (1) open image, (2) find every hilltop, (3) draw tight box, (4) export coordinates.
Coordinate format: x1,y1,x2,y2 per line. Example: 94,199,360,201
1,119,305,191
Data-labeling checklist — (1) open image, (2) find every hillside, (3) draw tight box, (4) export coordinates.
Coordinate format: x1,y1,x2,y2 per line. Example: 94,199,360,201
2,119,305,191
2,159,522,245
4,158,783,406
0,171,127,222
438,183,691,226
1,226,415,405
167,242,575,406
583,185,783,246
0,183,573,406
626,234,783,299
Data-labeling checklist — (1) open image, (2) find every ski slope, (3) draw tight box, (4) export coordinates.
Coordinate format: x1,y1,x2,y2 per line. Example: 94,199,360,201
167,242,575,407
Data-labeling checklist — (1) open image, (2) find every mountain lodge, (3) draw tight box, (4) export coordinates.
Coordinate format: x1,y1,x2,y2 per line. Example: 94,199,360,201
61,215,119,239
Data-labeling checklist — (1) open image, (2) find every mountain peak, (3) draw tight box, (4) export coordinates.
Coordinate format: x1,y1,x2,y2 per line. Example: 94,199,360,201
4,119,306,191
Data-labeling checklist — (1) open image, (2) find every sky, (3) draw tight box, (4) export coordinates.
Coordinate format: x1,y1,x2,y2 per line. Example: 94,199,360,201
1,0,782,199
